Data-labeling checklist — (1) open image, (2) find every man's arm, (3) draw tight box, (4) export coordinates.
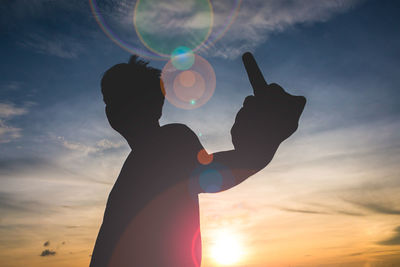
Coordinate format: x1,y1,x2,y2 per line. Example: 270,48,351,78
211,147,277,191
202,52,306,192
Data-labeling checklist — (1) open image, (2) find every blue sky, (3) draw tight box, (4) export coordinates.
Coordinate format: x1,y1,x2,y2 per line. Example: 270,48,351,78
1,0,400,266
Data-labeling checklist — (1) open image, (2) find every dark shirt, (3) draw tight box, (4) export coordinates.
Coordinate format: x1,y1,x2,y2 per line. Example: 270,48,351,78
90,123,203,267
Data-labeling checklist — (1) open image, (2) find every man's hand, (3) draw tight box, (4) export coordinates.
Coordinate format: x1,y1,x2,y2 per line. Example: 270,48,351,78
231,52,306,160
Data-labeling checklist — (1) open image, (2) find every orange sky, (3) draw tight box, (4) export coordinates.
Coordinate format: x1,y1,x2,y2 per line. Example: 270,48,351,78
1,122,399,267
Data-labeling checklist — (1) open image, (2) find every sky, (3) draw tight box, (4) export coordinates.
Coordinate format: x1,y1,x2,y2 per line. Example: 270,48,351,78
1,0,400,266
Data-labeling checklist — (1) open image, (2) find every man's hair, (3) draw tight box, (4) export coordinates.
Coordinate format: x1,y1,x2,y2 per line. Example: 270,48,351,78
101,55,164,131
101,55,164,109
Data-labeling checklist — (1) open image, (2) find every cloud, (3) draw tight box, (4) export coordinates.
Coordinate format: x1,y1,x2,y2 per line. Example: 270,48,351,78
202,0,361,58
378,226,400,246
95,139,124,150
1,0,87,21
135,4,212,35
334,210,365,216
94,0,361,59
0,121,22,143
57,136,124,155
278,202,366,217
18,33,84,59
0,103,27,118
280,207,328,214
356,202,400,215
0,103,28,143
0,155,115,190
301,202,367,217
0,192,54,218
40,249,56,256
43,241,50,247
0,157,49,175
0,81,22,91
340,177,400,217
3,1,90,59
347,252,363,257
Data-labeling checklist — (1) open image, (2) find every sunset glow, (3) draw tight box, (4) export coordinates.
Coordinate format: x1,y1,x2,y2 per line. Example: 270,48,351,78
211,230,243,265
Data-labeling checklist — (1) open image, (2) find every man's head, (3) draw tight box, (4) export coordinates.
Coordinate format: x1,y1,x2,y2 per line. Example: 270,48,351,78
101,55,164,141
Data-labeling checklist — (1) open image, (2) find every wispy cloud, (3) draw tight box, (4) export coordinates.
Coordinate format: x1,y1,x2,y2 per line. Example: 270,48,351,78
1,0,87,20
0,81,22,91
354,202,400,215
0,102,28,143
18,33,84,59
378,226,400,246
279,205,364,216
334,210,365,217
0,192,54,218
0,157,54,175
0,120,22,143
0,103,27,118
57,136,124,155
94,0,361,59
202,0,361,58
280,207,328,215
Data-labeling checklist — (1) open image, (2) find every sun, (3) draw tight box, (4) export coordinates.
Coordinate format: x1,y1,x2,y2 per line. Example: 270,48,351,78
211,230,243,265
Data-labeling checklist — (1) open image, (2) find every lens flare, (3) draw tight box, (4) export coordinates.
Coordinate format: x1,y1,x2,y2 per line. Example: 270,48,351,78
173,70,205,103
134,0,213,57
201,0,242,51
89,0,162,60
90,0,242,59
171,46,195,70
197,149,213,165
192,227,201,267
188,162,235,197
179,70,196,87
161,54,216,110
199,168,223,193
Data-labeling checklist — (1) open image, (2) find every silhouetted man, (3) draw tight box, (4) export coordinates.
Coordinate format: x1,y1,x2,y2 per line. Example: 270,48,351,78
90,52,305,267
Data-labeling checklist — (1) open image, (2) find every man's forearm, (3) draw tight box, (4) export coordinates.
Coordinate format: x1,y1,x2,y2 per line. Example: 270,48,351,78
211,145,278,191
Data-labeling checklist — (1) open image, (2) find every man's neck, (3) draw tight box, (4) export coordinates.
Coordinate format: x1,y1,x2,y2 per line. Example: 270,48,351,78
126,123,161,151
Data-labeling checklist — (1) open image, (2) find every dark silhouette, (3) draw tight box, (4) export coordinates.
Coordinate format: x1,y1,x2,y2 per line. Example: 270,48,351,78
90,52,306,267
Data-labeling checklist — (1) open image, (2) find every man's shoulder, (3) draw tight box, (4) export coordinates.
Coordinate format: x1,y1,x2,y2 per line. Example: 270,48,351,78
161,123,202,149
161,123,196,136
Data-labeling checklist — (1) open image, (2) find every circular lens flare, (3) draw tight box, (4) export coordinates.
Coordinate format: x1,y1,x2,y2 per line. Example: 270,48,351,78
134,0,213,57
179,70,196,87
197,149,213,165
89,0,163,60
173,70,205,103
201,0,242,51
188,163,235,197
199,168,223,193
161,54,216,110
171,46,195,70
90,0,242,60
